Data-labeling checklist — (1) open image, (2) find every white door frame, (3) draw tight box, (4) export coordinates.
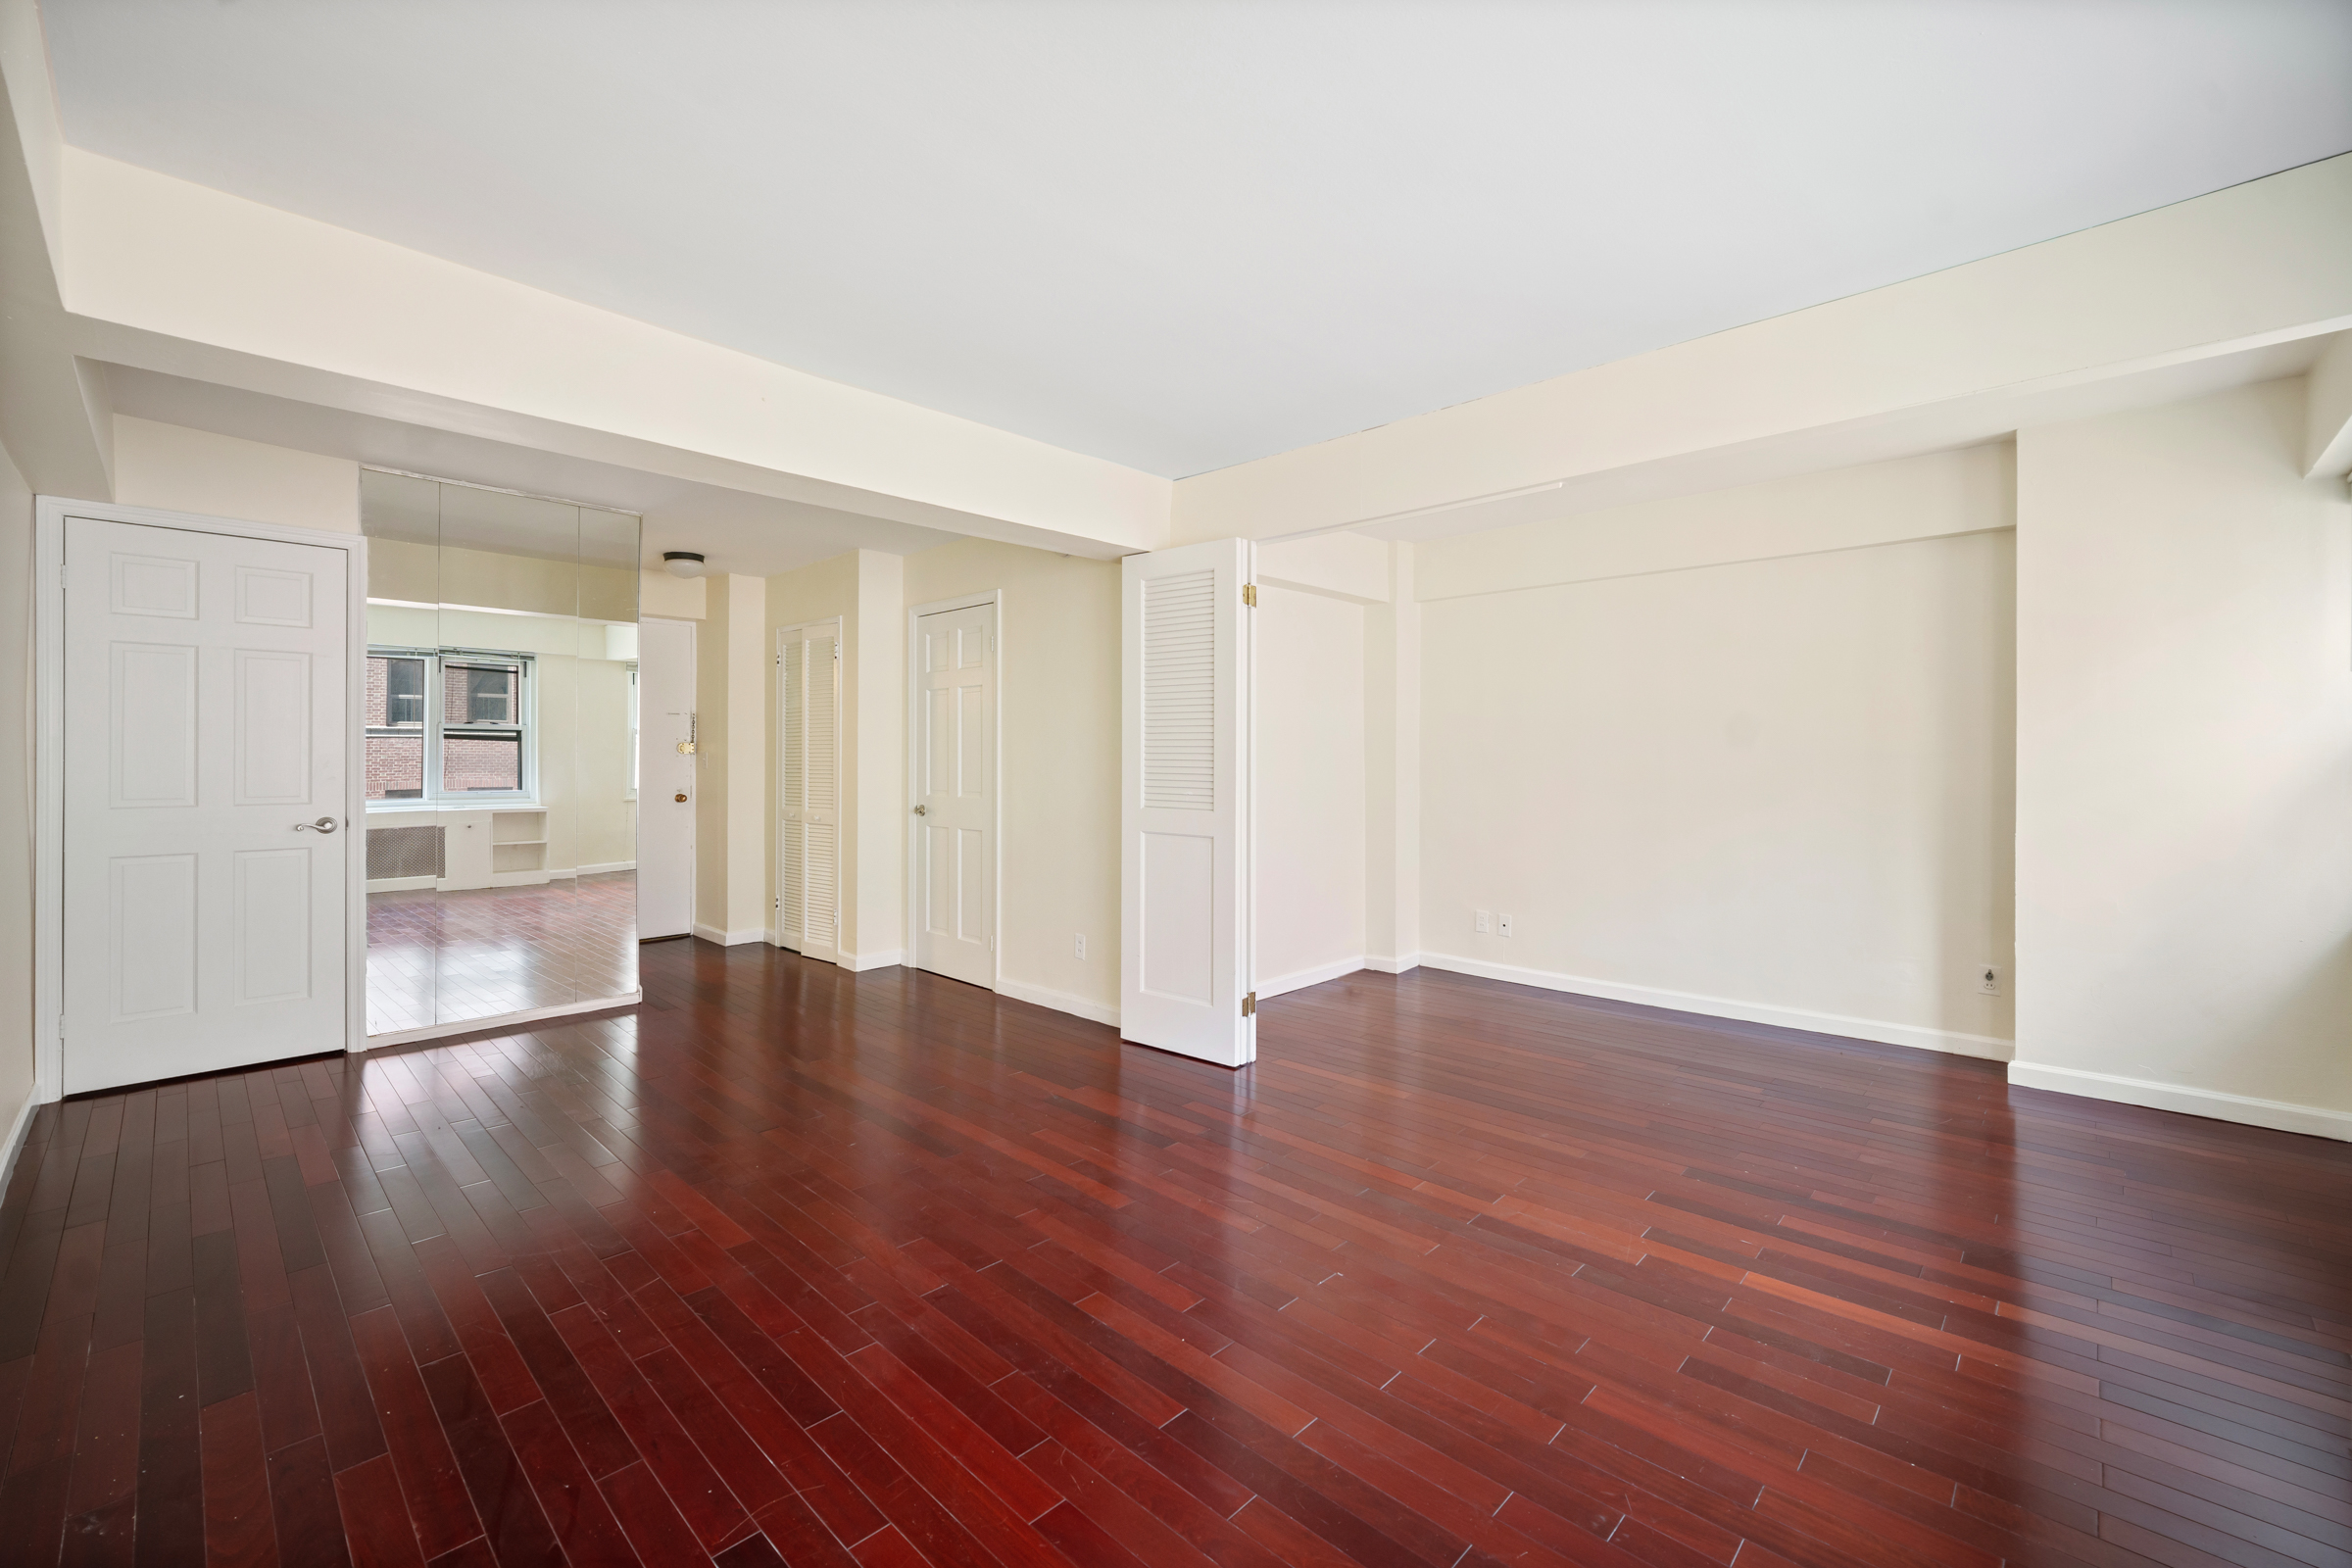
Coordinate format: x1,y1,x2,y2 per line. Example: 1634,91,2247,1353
774,616,844,959
34,496,369,1105
905,590,1003,991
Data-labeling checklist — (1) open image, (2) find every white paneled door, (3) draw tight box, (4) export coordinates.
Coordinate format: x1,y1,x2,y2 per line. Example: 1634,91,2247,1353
62,516,351,1094
1121,539,1254,1065
776,620,842,965
636,616,696,939
914,601,996,988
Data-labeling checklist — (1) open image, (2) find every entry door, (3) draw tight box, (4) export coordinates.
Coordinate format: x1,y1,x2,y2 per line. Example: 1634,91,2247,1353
914,601,996,987
636,616,696,939
1121,539,1254,1065
63,516,351,1094
776,621,841,964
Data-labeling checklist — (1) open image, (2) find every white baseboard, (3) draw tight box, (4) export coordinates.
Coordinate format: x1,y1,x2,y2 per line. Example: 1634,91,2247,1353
1258,955,1369,1001
2007,1061,2352,1143
366,874,436,894
693,923,766,946
0,1092,39,1206
577,860,636,875
843,949,904,972
1417,952,2016,1062
1365,954,1423,975
998,977,1120,1028
359,990,643,1051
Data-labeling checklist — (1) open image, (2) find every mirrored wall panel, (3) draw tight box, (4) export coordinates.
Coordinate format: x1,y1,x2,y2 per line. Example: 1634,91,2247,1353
360,470,642,1039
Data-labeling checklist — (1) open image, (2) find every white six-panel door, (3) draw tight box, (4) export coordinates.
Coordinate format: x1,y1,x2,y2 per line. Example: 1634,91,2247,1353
914,601,996,987
1121,539,1254,1065
62,516,351,1094
776,621,842,964
635,615,696,940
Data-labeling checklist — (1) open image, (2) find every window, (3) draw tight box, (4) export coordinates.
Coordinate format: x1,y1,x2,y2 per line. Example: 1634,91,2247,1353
367,647,535,803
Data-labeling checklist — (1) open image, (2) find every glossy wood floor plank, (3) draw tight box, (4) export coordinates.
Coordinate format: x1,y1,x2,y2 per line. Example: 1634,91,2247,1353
2,944,2348,1568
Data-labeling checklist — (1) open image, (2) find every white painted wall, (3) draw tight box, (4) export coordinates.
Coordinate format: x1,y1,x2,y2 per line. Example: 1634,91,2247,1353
1418,450,2018,1057
2014,377,2352,1136
112,414,358,531
1254,583,1368,996
0,437,35,1162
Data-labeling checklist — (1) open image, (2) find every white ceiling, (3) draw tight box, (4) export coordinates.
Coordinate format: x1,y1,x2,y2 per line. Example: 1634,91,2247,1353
44,1,2352,480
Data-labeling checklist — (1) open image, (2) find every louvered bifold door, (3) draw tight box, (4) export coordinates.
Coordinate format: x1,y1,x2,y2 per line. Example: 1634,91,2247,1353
1120,538,1254,1065
776,624,843,966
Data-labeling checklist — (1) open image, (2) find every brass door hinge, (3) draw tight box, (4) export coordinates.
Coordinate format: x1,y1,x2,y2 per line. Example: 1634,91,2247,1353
1242,583,1257,608
1241,992,1256,1016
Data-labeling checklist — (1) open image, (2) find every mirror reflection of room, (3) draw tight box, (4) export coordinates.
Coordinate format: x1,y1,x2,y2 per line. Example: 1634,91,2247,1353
359,469,642,1039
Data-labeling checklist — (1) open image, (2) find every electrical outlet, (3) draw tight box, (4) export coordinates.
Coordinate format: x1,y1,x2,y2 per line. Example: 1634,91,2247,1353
1499,913,1515,938
1979,965,2002,997
1474,909,1491,935
1075,933,1087,960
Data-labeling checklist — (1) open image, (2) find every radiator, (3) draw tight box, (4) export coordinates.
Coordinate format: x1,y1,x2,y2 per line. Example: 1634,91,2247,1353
366,823,445,880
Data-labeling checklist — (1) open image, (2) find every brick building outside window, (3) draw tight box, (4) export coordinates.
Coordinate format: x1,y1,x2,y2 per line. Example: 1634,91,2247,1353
366,648,532,802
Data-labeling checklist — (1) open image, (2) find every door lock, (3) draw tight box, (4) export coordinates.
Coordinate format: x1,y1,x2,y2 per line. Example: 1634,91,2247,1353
293,816,339,833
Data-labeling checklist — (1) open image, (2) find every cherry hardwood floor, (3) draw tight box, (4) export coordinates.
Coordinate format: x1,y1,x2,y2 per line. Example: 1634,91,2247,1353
2,940,2346,1568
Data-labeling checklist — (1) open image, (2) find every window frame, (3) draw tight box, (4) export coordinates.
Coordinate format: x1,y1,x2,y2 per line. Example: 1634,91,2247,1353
366,644,539,808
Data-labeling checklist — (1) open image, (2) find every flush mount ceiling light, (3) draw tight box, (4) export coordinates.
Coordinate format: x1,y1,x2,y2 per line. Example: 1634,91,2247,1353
662,551,707,578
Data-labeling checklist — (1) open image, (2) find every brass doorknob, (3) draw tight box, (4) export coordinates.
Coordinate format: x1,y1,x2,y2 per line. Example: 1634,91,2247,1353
674,792,688,803
912,804,927,815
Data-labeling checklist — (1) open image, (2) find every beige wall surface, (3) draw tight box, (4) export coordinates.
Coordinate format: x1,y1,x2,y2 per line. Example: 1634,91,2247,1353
2015,378,2352,1127
1418,444,2015,604
692,573,766,939
113,414,359,532
853,553,905,964
639,569,707,621
695,576,738,933
1254,583,1368,991
1364,543,1421,970
369,537,636,621
905,539,1120,1012
1419,460,2018,1056
0,440,34,1152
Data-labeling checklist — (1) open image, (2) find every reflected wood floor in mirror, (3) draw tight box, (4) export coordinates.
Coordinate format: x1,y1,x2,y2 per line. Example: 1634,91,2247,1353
368,870,639,1036
1,941,2346,1568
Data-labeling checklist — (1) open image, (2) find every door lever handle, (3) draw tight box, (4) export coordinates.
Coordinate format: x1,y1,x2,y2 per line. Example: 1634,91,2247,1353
294,816,339,834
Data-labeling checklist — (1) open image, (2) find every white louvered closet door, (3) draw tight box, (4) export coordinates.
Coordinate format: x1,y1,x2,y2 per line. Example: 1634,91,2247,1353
1120,538,1254,1065
775,622,842,965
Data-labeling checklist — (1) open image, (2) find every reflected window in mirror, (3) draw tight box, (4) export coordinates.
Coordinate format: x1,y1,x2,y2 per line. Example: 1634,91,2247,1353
365,652,429,800
366,645,538,803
